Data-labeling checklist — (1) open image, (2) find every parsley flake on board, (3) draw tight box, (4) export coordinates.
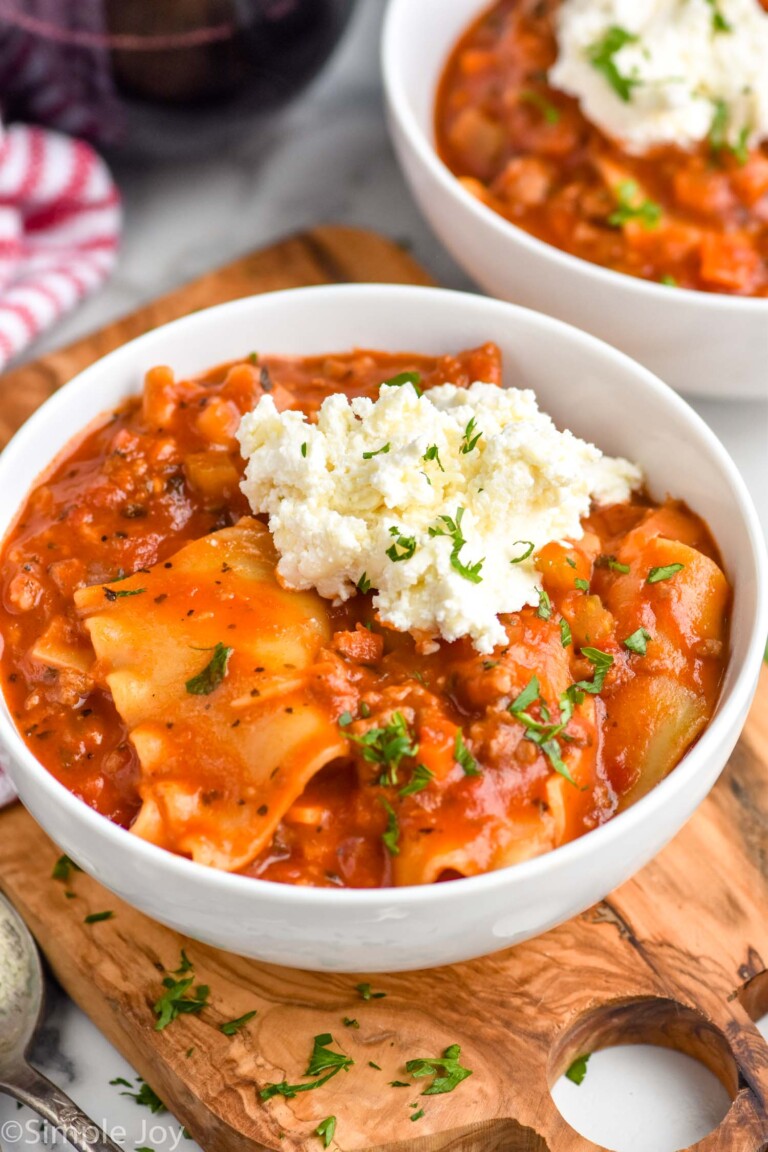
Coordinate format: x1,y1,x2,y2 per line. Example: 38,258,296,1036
260,1034,353,1101
152,951,210,1031
380,797,401,856
386,529,417,563
219,1010,257,1036
343,1017,360,1029
349,711,418,786
429,507,484,583
315,1116,337,1148
84,911,114,924
423,444,445,471
647,563,684,584
411,1108,426,1122
382,371,422,396
565,1054,591,1086
459,416,482,454
399,762,435,797
356,983,386,1001
520,89,560,123
454,729,480,777
185,642,233,695
363,443,391,460
510,540,534,564
405,1044,473,1095
624,627,652,656
52,854,81,882
608,181,661,229
588,25,640,102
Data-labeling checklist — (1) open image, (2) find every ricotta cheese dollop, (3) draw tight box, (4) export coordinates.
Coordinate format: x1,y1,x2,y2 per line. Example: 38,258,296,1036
238,380,641,654
549,0,768,154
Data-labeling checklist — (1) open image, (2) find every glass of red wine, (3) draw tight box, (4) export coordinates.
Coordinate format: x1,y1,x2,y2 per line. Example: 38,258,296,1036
0,0,355,157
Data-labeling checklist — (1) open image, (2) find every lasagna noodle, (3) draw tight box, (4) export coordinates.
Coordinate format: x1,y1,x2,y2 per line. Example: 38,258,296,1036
74,518,347,871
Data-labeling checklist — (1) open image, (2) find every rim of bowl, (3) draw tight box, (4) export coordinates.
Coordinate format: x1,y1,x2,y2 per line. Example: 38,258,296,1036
381,0,768,313
0,283,765,911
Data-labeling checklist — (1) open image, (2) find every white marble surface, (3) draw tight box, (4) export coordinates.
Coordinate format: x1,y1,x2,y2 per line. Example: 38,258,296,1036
1,2,767,1150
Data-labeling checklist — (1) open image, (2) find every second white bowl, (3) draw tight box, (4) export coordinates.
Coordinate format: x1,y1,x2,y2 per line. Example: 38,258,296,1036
382,0,768,400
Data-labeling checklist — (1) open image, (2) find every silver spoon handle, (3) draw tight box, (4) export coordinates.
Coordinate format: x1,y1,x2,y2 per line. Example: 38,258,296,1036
1,1062,123,1152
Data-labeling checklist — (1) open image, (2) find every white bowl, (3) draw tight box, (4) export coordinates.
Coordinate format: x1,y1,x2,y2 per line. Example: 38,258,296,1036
382,0,768,400
0,285,764,972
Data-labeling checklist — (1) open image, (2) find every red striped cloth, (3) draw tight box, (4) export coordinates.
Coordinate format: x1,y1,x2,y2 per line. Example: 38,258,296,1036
0,119,120,805
0,119,120,369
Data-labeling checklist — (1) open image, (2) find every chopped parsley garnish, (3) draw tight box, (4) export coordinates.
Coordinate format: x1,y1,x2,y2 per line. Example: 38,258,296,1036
109,1077,132,1089
363,443,391,460
706,0,732,32
411,1108,425,1122
560,619,572,648
386,529,417,563
565,1054,591,1086
510,675,540,714
588,25,640,102
574,577,590,592
708,101,749,166
508,675,578,786
248,352,259,365
423,444,445,471
429,507,484,583
459,416,482,454
520,89,560,123
153,951,210,1031
52,854,81,882
660,274,677,286
382,370,422,396
185,642,233,696
301,442,307,458
596,554,630,574
260,1034,353,1100
575,647,614,694
119,1079,166,1114
380,797,401,856
647,562,684,584
399,763,435,797
536,587,552,620
315,1116,337,1148
338,711,353,727
84,911,113,924
356,572,371,594
608,180,661,229
624,627,652,656
565,556,577,568
356,983,387,1001
510,540,534,564
454,729,480,777
349,711,418,785
405,1044,473,1095
219,1010,257,1036
103,586,146,601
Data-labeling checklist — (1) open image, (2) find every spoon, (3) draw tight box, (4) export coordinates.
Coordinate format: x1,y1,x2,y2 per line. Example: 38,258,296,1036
0,892,122,1151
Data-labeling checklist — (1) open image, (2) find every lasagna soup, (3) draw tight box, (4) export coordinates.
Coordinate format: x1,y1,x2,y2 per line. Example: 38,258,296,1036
436,0,768,295
0,345,730,887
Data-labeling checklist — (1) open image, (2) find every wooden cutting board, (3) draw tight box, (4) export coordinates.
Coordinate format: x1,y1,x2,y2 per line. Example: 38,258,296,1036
0,226,767,1152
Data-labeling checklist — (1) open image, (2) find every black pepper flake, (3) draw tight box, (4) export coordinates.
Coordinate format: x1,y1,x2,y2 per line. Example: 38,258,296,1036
260,366,273,392
257,804,268,816
80,708,93,718
121,504,147,519
186,609,195,617
231,719,241,729
227,623,236,630
254,666,265,673
250,688,260,697
164,562,173,569
8,673,17,683
35,730,53,740
101,535,108,543
104,588,117,602
166,722,174,730
285,707,293,714
154,593,168,604
221,562,232,573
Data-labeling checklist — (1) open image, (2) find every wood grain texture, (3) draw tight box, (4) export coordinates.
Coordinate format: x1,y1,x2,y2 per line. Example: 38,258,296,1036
0,227,766,1152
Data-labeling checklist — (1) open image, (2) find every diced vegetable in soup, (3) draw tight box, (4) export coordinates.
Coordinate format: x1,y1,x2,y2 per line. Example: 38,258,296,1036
0,343,730,887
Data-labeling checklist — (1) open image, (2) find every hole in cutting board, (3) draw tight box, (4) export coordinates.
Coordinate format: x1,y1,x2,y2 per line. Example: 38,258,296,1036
548,997,735,1152
737,966,768,1038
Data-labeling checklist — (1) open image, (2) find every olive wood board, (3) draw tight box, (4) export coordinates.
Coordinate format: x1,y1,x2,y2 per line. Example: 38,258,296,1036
0,225,767,1152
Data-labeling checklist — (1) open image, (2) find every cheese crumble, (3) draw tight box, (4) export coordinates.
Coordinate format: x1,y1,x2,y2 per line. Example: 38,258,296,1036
549,0,768,154
238,381,641,653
